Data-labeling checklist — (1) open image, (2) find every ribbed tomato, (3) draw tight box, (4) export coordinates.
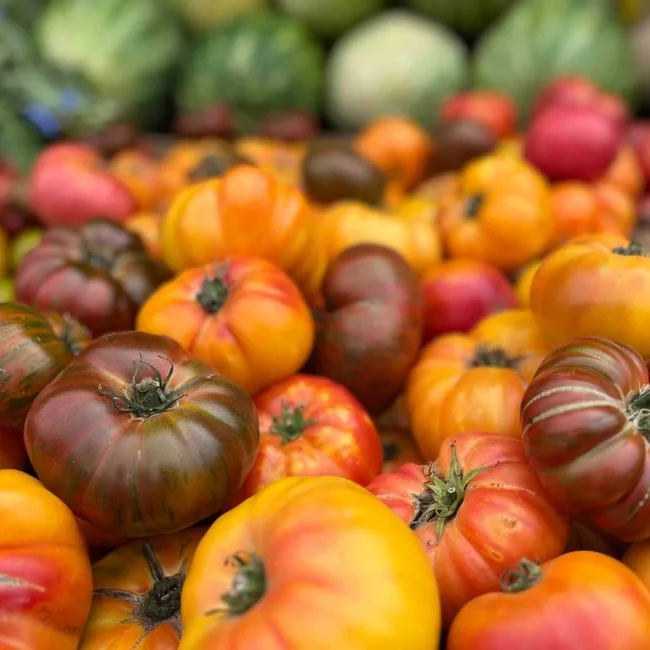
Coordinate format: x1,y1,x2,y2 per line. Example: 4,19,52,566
521,336,650,541
366,431,569,626
24,331,259,538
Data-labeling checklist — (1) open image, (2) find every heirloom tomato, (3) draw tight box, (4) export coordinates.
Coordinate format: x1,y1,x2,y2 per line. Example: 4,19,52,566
15,218,171,336
0,470,93,649
623,539,650,590
80,527,206,649
161,165,325,302
234,374,382,503
530,233,650,355
137,256,314,395
180,476,440,650
514,259,542,308
354,117,434,193
24,331,259,538
0,302,87,429
566,521,629,559
379,428,422,473
447,552,650,650
604,145,644,199
367,432,569,626
0,427,26,470
234,137,306,187
309,244,422,415
407,309,551,461
521,336,650,541
439,155,553,271
440,91,517,140
109,149,161,212
125,212,164,260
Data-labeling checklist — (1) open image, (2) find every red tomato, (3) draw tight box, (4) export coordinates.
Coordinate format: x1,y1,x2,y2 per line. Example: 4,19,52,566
440,91,517,140
366,431,569,625
234,374,382,503
447,552,650,650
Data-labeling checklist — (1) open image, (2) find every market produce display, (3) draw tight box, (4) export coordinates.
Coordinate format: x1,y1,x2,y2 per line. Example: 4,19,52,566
3,1,650,648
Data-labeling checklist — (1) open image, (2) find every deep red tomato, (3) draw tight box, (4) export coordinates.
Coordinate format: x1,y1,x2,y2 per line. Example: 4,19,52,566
24,331,260,538
0,425,26,470
15,218,171,336
233,374,382,503
447,552,650,650
521,336,650,542
366,431,569,626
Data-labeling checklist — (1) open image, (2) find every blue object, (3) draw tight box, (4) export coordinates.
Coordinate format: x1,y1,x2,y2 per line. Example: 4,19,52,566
22,103,61,139
58,88,85,113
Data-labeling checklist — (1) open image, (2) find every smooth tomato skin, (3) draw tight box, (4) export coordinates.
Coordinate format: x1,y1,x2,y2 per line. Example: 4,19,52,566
75,518,129,551
24,331,260,538
367,432,569,626
0,427,26,470
29,144,137,227
80,528,206,649
234,375,382,503
447,551,650,650
530,234,650,357
440,91,517,140
0,470,93,649
180,476,441,650
521,337,650,541
419,259,517,342
136,256,315,395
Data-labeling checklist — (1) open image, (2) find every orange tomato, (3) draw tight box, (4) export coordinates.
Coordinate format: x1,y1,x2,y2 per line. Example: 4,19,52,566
439,155,553,271
319,197,442,276
137,256,314,395
447,552,650,650
603,145,644,199
161,165,325,302
234,137,306,186
514,259,542,308
355,117,434,192
80,528,205,649
592,181,636,237
110,150,161,212
623,539,650,590
530,233,650,356
0,470,93,649
179,476,441,649
407,309,551,461
125,212,163,259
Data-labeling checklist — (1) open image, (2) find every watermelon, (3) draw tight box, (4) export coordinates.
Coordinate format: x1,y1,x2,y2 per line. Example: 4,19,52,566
176,13,325,133
171,0,269,34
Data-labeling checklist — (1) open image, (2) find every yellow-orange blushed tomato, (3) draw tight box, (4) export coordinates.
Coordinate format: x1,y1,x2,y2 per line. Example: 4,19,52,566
179,476,441,650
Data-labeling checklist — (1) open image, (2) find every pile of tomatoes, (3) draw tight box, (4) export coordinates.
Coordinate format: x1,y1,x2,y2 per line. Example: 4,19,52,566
4,76,650,649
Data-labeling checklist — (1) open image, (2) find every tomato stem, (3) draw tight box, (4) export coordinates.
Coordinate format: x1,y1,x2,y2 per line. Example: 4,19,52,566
270,402,316,444
81,245,114,271
196,268,230,314
471,344,521,369
612,243,648,257
189,154,233,182
143,575,183,622
626,387,650,433
98,355,189,417
464,193,484,218
411,445,496,540
501,558,543,593
211,552,267,617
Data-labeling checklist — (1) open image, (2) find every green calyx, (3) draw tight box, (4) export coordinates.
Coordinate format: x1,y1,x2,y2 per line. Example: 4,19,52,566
270,402,316,444
500,558,543,593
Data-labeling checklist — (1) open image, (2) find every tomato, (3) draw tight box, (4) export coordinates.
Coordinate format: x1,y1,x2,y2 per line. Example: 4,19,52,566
75,518,128,552
419,259,517,342
125,212,163,260
530,234,650,356
309,244,422,415
623,539,650,590
24,331,259,538
161,165,325,302
367,431,569,626
566,520,629,559
9,227,44,272
514,259,542,308
407,309,551,461
137,257,314,395
234,138,306,187
439,155,553,271
521,336,650,541
15,218,171,336
0,470,93,649
110,149,161,212
379,428,422,473
0,302,83,429
80,527,206,649
234,375,382,503
43,311,93,356
0,426,26,470
440,91,517,140
180,476,441,649
447,552,650,650
604,145,644,199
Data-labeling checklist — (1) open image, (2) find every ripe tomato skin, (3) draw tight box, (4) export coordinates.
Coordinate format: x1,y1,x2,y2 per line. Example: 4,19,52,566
447,551,650,650
233,374,382,503
24,331,259,538
367,431,569,626
521,336,650,541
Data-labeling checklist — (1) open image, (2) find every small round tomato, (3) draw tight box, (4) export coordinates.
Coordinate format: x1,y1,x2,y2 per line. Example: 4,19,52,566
24,331,260,538
180,476,441,649
447,552,650,650
521,336,650,542
419,259,517,342
137,256,315,395
530,234,650,356
407,309,551,461
379,428,422,473
81,527,206,649
367,431,569,626
234,375,382,503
